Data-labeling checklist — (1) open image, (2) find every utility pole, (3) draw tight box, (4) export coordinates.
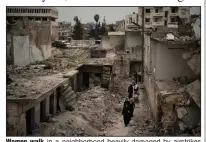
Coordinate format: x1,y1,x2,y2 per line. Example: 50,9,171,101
141,7,144,84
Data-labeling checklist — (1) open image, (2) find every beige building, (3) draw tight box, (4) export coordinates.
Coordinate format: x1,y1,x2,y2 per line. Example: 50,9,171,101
115,19,125,31
125,13,139,31
6,7,59,41
138,7,191,28
58,21,71,40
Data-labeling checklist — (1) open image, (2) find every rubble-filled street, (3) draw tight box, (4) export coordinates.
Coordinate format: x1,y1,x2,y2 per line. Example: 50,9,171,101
39,81,155,137
6,6,201,137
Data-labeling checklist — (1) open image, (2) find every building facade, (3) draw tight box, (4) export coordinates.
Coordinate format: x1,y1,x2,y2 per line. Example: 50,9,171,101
125,13,139,31
138,7,191,28
6,7,59,41
115,19,125,32
58,21,71,40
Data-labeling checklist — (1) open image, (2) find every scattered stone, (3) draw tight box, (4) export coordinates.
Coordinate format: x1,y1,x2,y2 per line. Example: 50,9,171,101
186,80,200,108
166,33,175,40
178,121,187,131
183,52,192,60
176,107,188,119
187,54,200,74
51,118,57,123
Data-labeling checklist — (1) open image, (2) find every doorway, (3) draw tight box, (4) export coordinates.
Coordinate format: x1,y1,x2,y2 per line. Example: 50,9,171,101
26,108,32,135
40,99,46,122
56,87,61,112
164,21,167,26
49,93,54,115
130,61,141,77
83,72,89,89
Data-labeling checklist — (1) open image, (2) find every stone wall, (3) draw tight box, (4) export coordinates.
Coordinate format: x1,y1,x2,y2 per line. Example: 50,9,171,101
113,55,130,78
70,40,95,46
143,72,159,122
7,102,26,136
101,35,124,52
151,39,197,81
7,21,52,66
51,21,59,41
125,31,142,61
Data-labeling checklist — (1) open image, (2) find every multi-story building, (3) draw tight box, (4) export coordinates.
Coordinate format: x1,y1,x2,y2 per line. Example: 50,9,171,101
58,21,71,40
6,7,59,41
116,19,125,32
138,7,191,28
125,13,139,31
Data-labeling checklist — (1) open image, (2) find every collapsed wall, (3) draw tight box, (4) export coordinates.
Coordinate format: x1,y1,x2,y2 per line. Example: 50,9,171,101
144,33,201,134
7,21,52,66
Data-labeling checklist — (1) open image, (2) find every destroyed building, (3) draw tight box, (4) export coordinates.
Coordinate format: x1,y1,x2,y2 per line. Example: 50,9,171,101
7,7,59,41
144,32,200,135
6,6,201,137
7,21,52,66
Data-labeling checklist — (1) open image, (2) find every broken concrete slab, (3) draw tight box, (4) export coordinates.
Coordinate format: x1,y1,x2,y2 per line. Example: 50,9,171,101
186,80,200,108
178,121,187,131
176,107,188,119
183,52,192,60
187,54,200,74
166,33,175,40
63,70,79,78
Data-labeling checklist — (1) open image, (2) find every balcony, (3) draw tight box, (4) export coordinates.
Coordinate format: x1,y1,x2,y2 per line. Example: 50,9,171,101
152,21,164,27
153,12,164,17
170,13,178,16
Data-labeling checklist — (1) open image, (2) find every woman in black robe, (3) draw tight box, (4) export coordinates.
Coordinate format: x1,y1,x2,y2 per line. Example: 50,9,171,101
122,98,131,127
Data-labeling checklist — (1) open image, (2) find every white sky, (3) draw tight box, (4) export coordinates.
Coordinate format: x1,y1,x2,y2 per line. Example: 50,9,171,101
56,7,200,25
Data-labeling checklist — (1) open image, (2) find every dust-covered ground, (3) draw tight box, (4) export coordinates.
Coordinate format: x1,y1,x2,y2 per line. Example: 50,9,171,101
46,78,156,136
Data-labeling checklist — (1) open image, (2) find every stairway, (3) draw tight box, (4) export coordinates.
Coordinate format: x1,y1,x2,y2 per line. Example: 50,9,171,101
61,86,76,111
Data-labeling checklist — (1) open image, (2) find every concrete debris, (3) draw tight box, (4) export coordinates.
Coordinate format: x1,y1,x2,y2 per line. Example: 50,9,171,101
176,107,188,119
183,52,192,60
178,121,187,131
166,33,175,40
187,54,200,75
186,80,200,108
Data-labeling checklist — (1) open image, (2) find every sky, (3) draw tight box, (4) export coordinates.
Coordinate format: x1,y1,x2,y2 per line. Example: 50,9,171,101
56,7,200,25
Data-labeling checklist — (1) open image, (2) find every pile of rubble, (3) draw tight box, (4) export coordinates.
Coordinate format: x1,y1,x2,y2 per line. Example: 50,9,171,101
43,86,120,136
150,27,197,43
7,48,112,82
159,88,200,136
158,40,201,136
